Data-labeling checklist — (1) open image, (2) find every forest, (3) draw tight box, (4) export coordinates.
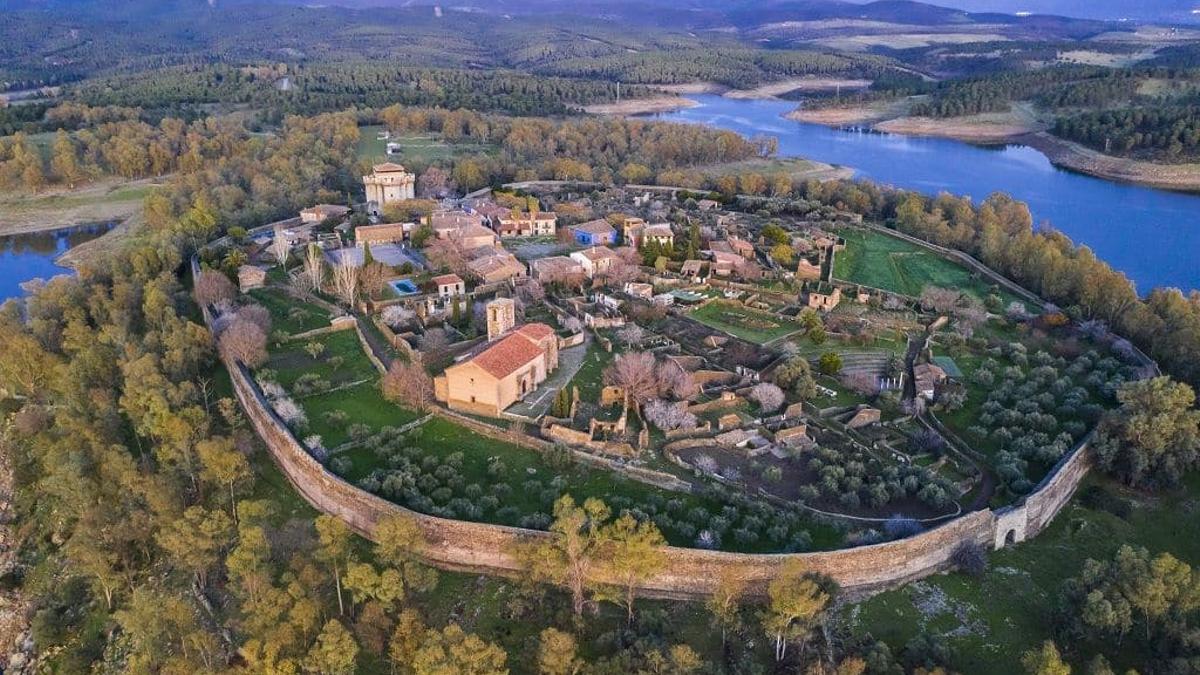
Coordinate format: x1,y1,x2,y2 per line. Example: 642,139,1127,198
1053,104,1200,160
73,64,653,119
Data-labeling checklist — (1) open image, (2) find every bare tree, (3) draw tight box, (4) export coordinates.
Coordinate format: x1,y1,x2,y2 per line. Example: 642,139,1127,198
360,261,388,300
425,238,467,276
303,243,325,294
616,324,645,348
237,304,272,336
331,253,359,307
657,361,698,400
270,227,291,268
644,399,697,431
381,305,416,329
417,166,451,198
516,279,546,304
194,269,236,308
749,382,785,413
420,328,450,356
841,372,878,396
219,318,269,368
381,361,434,412
603,352,659,403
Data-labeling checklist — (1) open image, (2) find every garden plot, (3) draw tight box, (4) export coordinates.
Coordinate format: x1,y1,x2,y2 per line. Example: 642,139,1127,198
688,300,804,344
673,424,961,522
931,327,1135,497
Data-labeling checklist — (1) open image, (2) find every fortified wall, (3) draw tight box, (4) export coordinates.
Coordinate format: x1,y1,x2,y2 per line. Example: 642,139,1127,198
227,351,1092,599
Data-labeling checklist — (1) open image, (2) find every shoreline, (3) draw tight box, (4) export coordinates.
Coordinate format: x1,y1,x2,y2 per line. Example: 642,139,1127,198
588,77,873,116
786,105,1200,192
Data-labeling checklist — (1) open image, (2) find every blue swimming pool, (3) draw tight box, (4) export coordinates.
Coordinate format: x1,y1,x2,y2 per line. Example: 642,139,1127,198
389,279,420,296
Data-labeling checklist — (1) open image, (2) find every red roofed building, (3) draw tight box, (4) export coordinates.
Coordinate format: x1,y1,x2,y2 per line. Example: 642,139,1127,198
434,322,560,416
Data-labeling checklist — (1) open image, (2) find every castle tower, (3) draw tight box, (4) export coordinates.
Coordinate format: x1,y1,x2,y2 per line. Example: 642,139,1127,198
486,298,516,341
362,162,415,215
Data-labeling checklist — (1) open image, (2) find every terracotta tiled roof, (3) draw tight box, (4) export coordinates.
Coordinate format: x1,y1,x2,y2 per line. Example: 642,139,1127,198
433,274,463,286
372,162,408,173
467,330,547,379
576,246,618,261
515,323,554,342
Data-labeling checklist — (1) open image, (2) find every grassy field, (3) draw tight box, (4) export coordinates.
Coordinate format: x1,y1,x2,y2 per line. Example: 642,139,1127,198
265,329,379,388
247,287,331,336
833,227,1017,303
566,340,616,403
850,473,1200,674
356,125,495,166
688,301,804,344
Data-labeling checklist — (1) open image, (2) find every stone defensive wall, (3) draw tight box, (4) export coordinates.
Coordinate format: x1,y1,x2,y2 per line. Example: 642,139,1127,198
227,349,1093,599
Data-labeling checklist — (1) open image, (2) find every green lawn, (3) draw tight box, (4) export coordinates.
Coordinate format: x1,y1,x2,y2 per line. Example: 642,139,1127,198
301,382,422,448
356,126,496,165
688,301,803,344
834,227,1019,304
247,287,331,335
265,329,378,390
851,473,1200,675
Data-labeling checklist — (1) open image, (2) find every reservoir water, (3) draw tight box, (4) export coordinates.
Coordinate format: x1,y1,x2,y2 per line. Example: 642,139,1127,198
654,95,1200,294
0,223,113,302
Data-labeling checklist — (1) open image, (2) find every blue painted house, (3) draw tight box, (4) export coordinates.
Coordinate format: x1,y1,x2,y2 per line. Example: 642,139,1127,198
569,219,617,246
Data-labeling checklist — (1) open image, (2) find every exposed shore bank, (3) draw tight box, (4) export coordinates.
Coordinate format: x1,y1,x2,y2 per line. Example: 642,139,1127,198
785,105,1200,192
587,77,872,116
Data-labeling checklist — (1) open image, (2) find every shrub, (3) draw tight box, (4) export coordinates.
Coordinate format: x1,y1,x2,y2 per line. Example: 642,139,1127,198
951,542,988,578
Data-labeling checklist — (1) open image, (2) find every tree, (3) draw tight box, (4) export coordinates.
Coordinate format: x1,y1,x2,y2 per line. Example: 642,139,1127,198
315,514,354,615
156,505,233,588
303,243,325,293
1093,377,1200,488
818,352,843,376
411,623,508,675
219,317,268,368
597,512,667,624
50,130,84,187
775,355,817,401
270,227,291,267
389,608,426,673
305,619,359,675
381,361,435,412
770,243,794,266
197,437,252,522
763,560,832,662
520,495,610,618
538,628,583,675
707,567,747,646
603,352,659,404
331,253,360,307
375,513,438,594
1021,641,1071,675
750,382,785,413
644,399,697,432
194,268,236,308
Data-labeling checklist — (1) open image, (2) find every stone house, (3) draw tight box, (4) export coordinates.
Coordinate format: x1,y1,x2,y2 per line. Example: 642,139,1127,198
450,224,500,250
529,256,585,283
467,247,526,285
434,323,560,417
914,363,948,401
496,212,557,238
804,282,842,311
430,210,484,239
300,204,350,224
238,265,267,292
570,246,619,278
355,222,412,247
433,273,465,299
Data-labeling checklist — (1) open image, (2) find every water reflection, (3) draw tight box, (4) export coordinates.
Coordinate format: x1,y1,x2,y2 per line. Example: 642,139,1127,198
0,223,114,301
